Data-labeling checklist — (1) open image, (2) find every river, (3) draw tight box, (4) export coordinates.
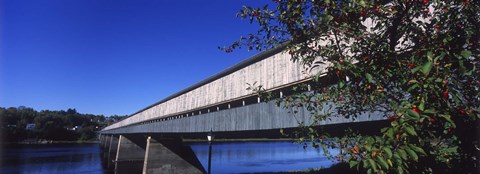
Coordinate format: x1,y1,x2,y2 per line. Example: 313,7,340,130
1,141,337,174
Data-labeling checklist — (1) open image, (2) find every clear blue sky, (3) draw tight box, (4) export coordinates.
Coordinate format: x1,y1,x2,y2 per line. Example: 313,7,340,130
0,0,269,116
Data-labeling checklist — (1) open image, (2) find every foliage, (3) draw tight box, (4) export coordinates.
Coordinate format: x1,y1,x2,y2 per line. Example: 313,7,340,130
227,0,479,173
0,106,127,142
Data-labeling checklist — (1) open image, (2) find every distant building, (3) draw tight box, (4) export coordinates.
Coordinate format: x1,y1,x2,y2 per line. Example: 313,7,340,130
26,124,36,130
72,125,82,131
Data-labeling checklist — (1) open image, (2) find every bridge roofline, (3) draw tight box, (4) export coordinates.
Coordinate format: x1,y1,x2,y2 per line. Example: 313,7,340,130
129,42,289,117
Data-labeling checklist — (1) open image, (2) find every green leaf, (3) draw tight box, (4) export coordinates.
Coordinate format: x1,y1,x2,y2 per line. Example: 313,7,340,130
439,114,456,128
391,120,399,127
393,154,402,164
377,156,389,170
408,144,427,156
368,159,378,172
308,127,314,133
435,52,446,61
407,84,419,92
427,51,434,61
420,61,433,76
325,15,333,22
383,147,393,158
405,147,419,161
460,50,472,59
423,109,437,114
366,73,373,83
397,166,404,174
404,125,417,136
411,66,421,73
419,101,425,111
349,160,359,168
406,109,420,119
387,128,394,140
465,65,475,76
458,59,468,74
452,93,462,106
397,149,408,160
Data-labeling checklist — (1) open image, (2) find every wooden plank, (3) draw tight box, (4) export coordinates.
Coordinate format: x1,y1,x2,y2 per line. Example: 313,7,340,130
104,50,321,130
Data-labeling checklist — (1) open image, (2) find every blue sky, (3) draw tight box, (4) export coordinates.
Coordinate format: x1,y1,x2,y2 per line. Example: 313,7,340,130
0,0,269,116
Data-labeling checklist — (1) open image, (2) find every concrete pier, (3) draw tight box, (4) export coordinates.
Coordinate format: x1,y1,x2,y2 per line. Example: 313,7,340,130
107,135,119,168
115,135,146,174
143,137,204,174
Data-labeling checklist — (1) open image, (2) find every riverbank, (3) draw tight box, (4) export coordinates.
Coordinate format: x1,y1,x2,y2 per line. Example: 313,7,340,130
1,140,99,145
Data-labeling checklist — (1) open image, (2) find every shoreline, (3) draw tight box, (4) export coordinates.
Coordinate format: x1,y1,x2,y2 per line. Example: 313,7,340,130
1,140,99,145
183,138,296,143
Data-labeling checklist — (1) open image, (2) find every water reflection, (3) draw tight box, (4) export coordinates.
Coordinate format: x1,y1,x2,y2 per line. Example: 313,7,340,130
190,141,338,174
1,141,338,174
1,144,105,174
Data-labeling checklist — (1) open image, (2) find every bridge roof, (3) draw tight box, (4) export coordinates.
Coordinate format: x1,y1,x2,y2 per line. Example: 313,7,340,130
129,43,288,117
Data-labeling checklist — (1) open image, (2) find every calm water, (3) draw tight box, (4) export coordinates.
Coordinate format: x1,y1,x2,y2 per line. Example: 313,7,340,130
190,141,338,174
1,141,337,174
1,143,105,174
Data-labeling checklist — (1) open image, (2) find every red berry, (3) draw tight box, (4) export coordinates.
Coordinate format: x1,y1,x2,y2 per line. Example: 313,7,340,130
336,70,341,75
338,96,343,101
387,115,393,120
412,107,420,113
423,0,428,5
409,63,415,68
375,6,380,13
443,91,448,100
360,11,366,17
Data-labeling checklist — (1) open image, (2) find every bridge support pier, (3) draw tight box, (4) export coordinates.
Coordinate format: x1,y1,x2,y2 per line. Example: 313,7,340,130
107,135,119,168
115,135,146,174
100,135,109,148
142,137,205,174
99,135,104,147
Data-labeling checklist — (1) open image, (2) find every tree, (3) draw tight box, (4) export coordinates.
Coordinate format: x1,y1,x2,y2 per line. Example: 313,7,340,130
226,0,479,173
0,106,123,142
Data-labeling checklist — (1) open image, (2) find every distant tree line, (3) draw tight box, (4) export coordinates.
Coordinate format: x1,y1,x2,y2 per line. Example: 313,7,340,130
0,106,127,142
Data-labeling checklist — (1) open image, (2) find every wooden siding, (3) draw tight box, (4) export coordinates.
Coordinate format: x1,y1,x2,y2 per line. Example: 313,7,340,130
104,50,326,130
